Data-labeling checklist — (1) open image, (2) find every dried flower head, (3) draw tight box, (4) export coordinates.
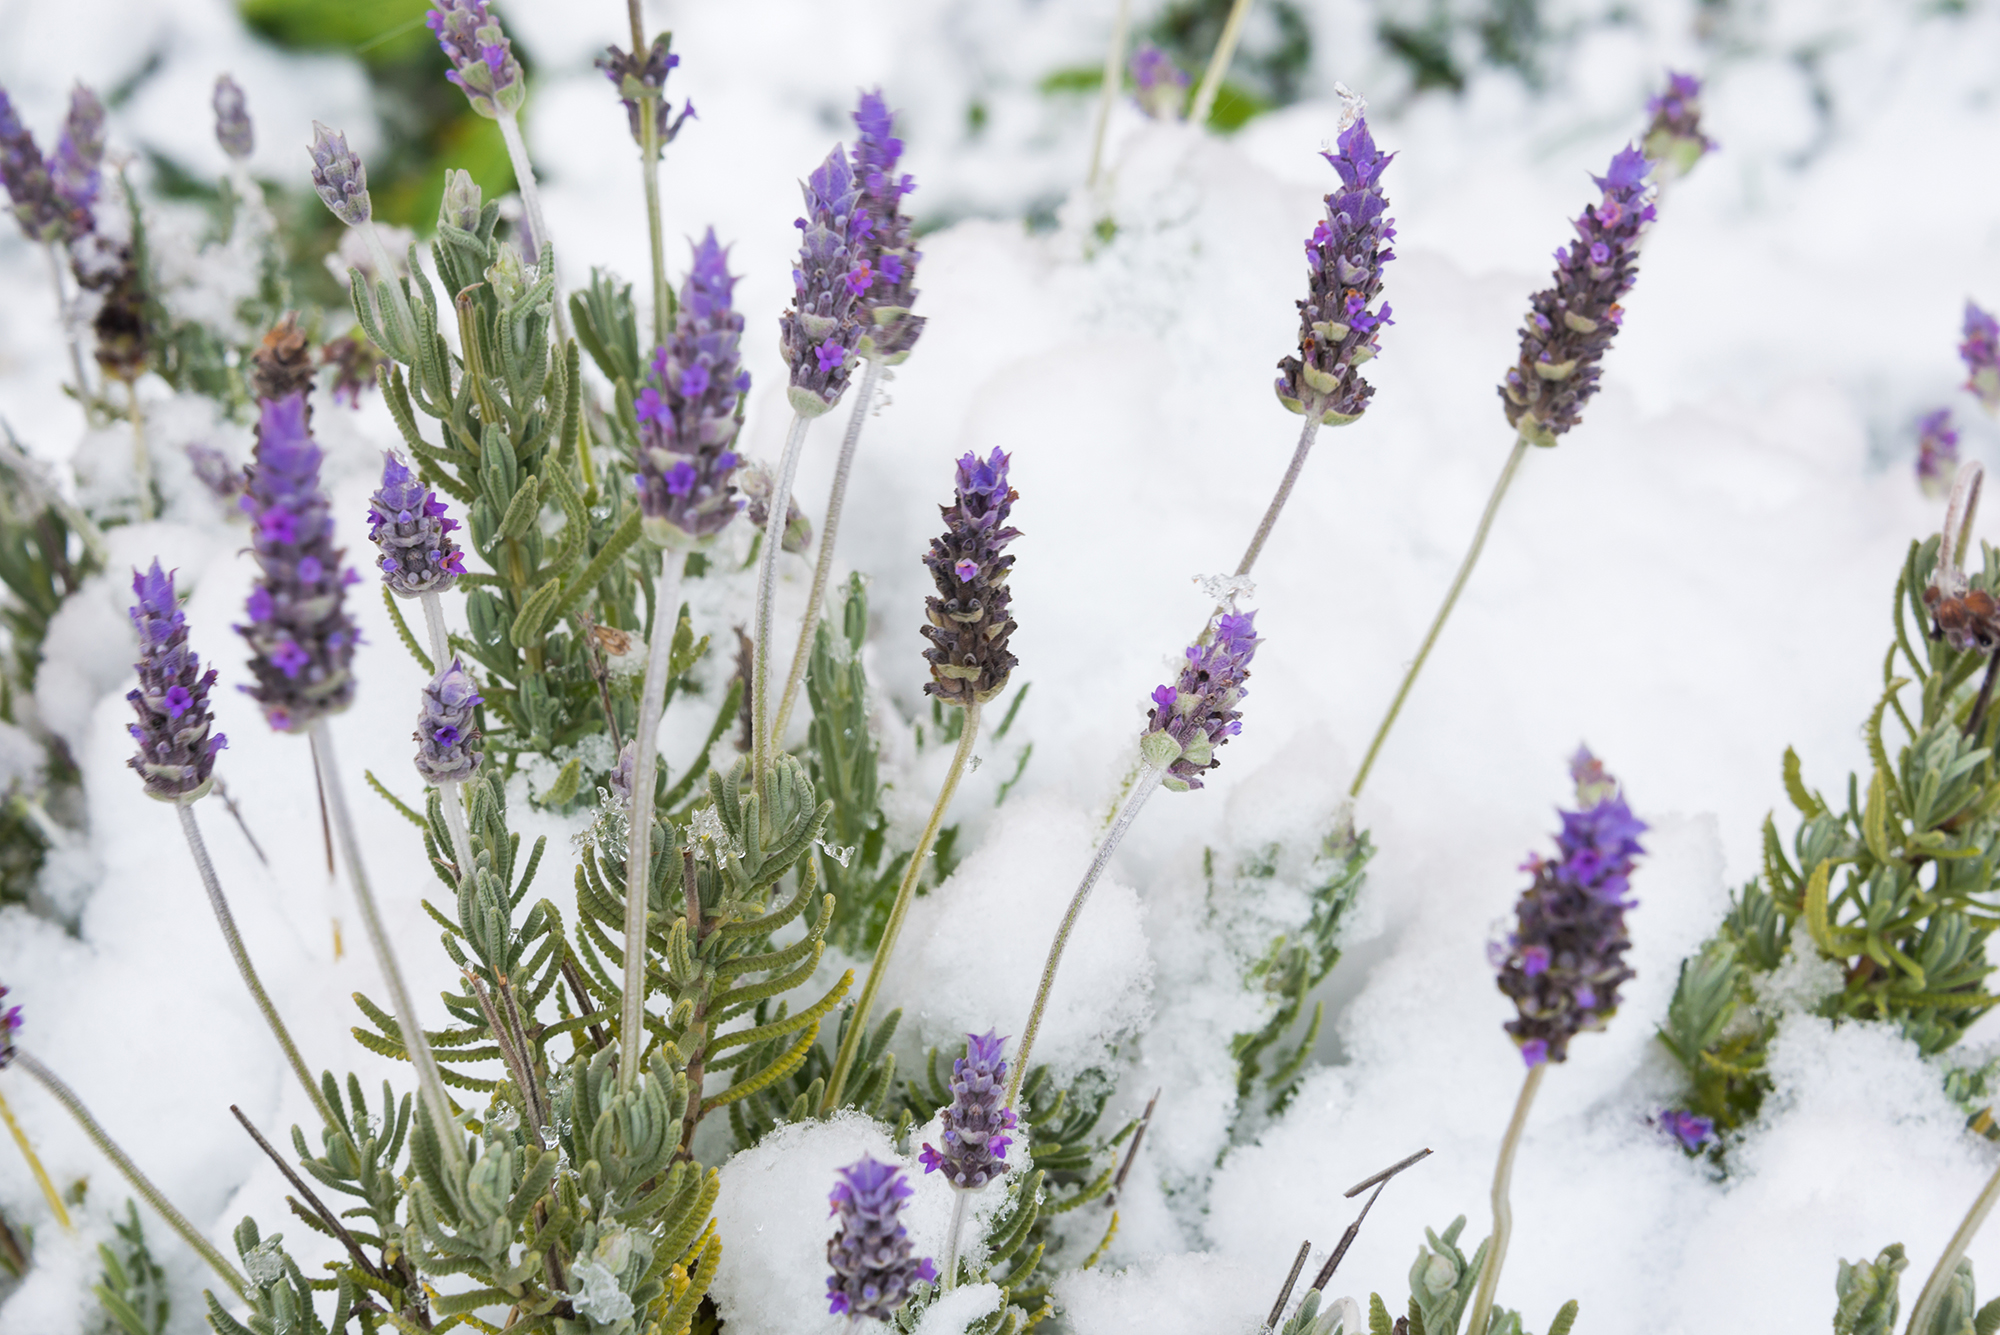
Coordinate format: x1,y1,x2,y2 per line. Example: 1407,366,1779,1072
921,448,1020,708
427,0,526,120
369,452,465,597
250,312,315,406
73,231,148,383
213,75,254,161
1962,302,2000,414
826,1157,936,1320
1276,117,1395,426
126,561,227,802
1493,748,1646,1066
780,145,873,416
920,1031,1019,1190
0,87,67,242
307,121,369,227
322,333,384,407
1918,408,1961,500
1142,610,1259,791
237,394,359,732
1131,42,1191,119
849,90,924,364
1499,146,1655,446
1641,71,1715,181
636,229,748,545
415,659,484,785
595,34,695,148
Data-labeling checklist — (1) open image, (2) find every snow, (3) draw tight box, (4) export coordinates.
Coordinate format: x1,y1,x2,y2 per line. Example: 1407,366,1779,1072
3,0,2000,1331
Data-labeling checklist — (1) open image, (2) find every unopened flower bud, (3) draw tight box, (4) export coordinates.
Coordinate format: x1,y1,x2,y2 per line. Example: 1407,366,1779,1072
213,75,254,161
308,121,369,227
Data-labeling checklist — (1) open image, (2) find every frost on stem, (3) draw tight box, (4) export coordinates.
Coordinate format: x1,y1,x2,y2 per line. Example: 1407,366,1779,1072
921,448,1020,708
1142,610,1259,791
781,145,874,416
126,561,227,803
634,228,748,546
849,90,925,364
369,452,465,598
1275,116,1395,426
426,0,525,120
1491,748,1647,1066
920,1031,1020,1190
1498,145,1656,446
826,1157,936,1320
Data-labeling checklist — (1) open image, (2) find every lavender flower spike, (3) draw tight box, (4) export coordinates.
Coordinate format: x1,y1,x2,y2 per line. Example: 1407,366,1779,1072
1142,610,1259,791
0,984,17,1070
49,84,105,223
1131,43,1191,120
213,76,254,162
921,1031,1019,1189
236,393,359,732
126,561,227,802
780,145,872,416
1641,71,1716,181
635,229,749,545
1275,117,1395,426
1500,145,1656,446
427,0,526,120
826,1157,936,1320
1918,408,1961,499
1493,747,1647,1066
307,121,369,227
0,88,68,242
922,449,1020,708
850,91,925,364
369,452,465,597
414,659,483,785
1962,301,2000,413
596,34,695,148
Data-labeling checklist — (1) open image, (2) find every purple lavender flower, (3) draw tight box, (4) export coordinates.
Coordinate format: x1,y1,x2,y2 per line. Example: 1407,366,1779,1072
1142,611,1259,792
0,88,70,242
1918,408,1961,499
826,1157,936,1320
369,452,465,597
921,449,1020,708
0,985,17,1070
920,1031,1020,1190
1499,146,1655,445
1275,117,1395,426
1641,71,1715,180
126,561,227,802
48,85,104,223
307,122,370,227
1660,1108,1713,1152
637,229,749,545
1131,42,1190,119
780,145,873,417
427,0,525,120
213,75,254,162
595,35,695,148
236,394,359,732
849,91,924,365
1962,302,2000,413
1493,748,1647,1066
414,659,483,784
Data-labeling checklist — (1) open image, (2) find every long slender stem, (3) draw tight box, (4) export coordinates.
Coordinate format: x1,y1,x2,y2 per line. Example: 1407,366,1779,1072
1464,1063,1546,1335
0,1085,72,1230
1086,0,1133,190
1237,415,1320,577
309,722,466,1176
621,559,685,1094
419,593,477,877
821,702,983,1113
1349,435,1531,799
176,803,336,1130
125,379,153,521
1005,764,1161,1109
360,221,418,353
1907,1157,2000,1335
497,112,571,348
754,413,813,785
942,1190,971,1293
628,0,669,348
773,361,883,743
1187,0,1255,126
43,242,92,411
13,1052,248,1299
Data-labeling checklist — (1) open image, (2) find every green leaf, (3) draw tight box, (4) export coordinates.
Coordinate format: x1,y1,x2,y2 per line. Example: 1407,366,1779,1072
1546,1299,1579,1335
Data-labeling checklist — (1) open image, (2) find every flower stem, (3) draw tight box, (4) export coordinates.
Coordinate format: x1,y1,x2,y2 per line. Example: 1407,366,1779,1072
622,558,685,1094
821,701,983,1114
13,1052,248,1299
754,413,814,788
1906,1156,2000,1335
1086,0,1133,190
419,593,477,878
942,1190,971,1293
628,0,669,348
43,242,92,413
1005,764,1161,1109
1464,1062,1545,1335
1237,415,1321,577
773,360,883,743
125,378,153,521
1349,435,1531,799
0,1083,71,1230
1187,0,1254,126
309,721,466,1177
497,111,571,348
176,803,336,1129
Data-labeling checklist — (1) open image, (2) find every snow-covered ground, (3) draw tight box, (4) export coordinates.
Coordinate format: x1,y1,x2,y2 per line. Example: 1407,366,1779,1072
5,0,2000,1331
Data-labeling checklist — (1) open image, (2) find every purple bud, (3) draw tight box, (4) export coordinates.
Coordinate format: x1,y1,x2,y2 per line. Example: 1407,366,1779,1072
595,34,694,148
369,452,463,597
0,87,71,242
213,75,254,161
49,84,105,221
427,0,525,119
921,449,1020,708
1659,1108,1714,1152
1130,42,1191,119
919,1031,1021,1190
126,561,226,802
308,121,370,227
825,1157,935,1319
638,228,749,545
1642,71,1716,180
1917,408,1961,499
1143,611,1259,791
1962,301,2000,413
415,658,483,785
